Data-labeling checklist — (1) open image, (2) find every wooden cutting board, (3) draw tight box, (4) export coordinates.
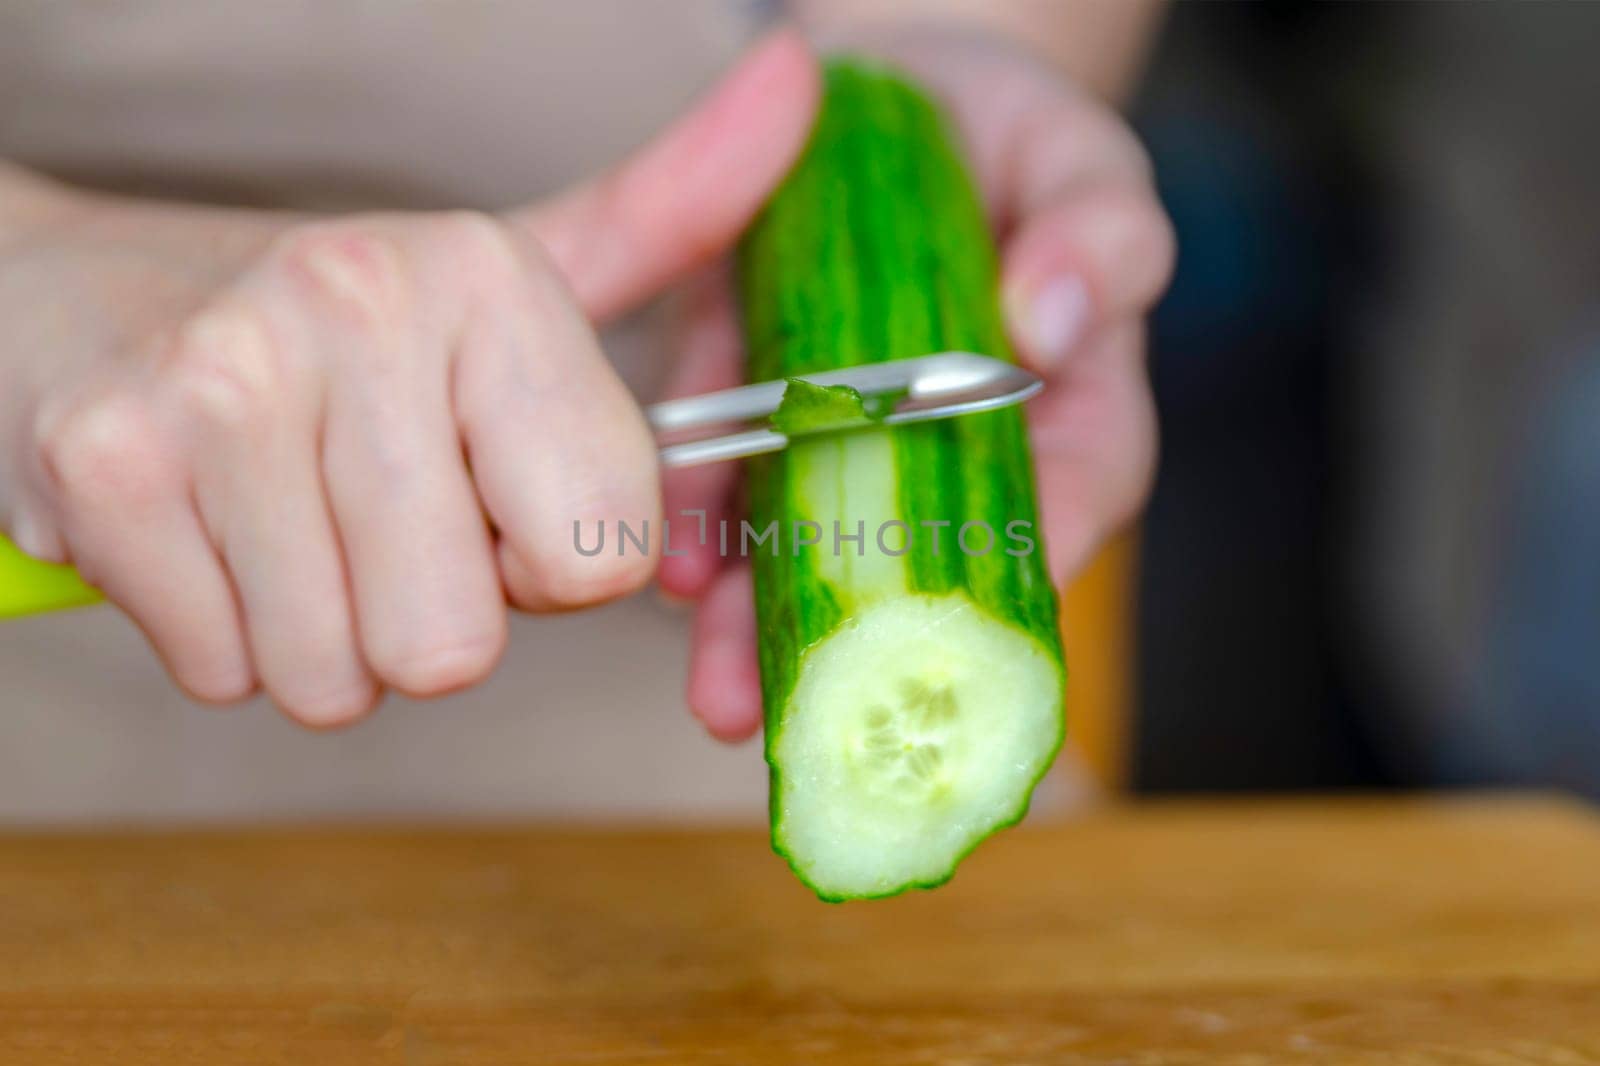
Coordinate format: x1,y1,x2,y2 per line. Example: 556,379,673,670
3,795,1600,1063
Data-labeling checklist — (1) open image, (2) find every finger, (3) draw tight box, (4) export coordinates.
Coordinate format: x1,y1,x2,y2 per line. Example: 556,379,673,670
207,433,380,727
687,563,763,742
856,40,1151,224
454,245,660,612
4,501,69,565
175,302,381,727
282,225,508,698
658,269,743,600
1027,320,1157,583
36,394,253,704
511,29,820,322
1001,179,1175,372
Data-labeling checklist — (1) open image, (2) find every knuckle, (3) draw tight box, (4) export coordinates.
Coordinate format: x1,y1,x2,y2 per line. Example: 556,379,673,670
277,679,382,730
179,666,257,707
1097,178,1173,254
1081,184,1177,311
273,221,410,328
38,395,173,507
1140,209,1179,296
1070,99,1156,182
1088,178,1157,226
1111,196,1177,309
168,304,293,431
1104,122,1157,184
370,630,507,697
433,209,523,289
522,545,656,611
438,209,503,249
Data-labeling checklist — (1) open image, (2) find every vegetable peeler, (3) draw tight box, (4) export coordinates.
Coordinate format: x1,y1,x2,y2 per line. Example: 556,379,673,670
0,352,1041,618
652,351,1041,466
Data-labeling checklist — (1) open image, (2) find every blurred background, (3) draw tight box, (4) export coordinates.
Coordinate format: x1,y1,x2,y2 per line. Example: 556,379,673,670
1129,1,1600,799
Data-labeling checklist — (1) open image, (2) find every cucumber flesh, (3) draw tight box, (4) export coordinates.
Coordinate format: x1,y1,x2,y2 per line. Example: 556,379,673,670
774,593,1061,900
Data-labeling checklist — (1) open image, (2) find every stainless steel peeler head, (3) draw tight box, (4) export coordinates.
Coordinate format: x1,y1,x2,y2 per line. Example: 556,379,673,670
648,352,1043,468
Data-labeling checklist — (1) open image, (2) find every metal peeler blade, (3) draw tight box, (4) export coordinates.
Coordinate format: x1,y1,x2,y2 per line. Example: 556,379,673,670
648,352,1043,468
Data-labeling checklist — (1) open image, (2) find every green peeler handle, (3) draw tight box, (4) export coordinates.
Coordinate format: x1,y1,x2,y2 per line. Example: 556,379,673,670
0,533,102,618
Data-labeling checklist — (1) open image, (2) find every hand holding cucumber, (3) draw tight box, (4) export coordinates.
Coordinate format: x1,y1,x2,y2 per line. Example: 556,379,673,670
661,30,1176,743
0,33,819,726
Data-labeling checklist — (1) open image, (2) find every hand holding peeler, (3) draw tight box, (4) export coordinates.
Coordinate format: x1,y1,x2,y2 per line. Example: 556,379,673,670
0,352,1040,617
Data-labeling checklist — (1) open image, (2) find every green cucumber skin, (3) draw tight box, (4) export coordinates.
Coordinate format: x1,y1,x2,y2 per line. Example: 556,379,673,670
738,60,1067,900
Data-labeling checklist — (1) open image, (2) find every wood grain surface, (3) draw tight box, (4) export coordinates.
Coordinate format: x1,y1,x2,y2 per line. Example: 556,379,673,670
3,795,1600,1063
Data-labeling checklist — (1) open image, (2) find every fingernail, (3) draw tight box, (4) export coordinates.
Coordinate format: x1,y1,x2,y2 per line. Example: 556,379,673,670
9,511,63,564
1011,275,1090,370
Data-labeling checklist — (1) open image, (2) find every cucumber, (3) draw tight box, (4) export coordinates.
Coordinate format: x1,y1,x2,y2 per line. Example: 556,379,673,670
738,59,1066,901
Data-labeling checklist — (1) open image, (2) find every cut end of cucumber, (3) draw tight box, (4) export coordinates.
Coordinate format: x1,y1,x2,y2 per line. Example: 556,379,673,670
770,592,1063,900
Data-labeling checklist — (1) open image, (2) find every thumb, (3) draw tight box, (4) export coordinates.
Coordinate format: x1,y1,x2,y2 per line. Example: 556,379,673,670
510,29,820,324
